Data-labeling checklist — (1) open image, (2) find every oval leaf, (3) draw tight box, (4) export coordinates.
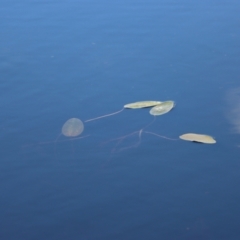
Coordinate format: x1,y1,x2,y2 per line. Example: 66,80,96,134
150,101,174,116
179,133,216,144
62,118,84,137
124,101,162,109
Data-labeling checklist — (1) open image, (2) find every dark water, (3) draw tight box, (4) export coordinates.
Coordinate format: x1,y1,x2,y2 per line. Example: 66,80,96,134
1,0,240,239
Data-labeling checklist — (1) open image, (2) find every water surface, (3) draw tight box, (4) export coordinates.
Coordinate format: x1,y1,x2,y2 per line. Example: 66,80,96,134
1,0,240,239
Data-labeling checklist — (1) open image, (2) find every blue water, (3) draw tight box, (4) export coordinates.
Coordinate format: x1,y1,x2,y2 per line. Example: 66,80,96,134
1,0,240,239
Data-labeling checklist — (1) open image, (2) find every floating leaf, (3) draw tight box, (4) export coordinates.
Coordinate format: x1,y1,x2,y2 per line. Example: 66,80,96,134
62,118,84,137
179,133,216,144
124,101,162,109
150,101,174,116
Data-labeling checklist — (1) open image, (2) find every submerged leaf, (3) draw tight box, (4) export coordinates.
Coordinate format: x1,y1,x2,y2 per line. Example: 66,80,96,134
179,133,216,144
150,101,174,116
62,118,84,137
124,101,162,109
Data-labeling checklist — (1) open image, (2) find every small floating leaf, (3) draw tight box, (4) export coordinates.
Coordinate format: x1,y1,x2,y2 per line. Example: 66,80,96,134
124,101,162,109
179,133,216,144
150,101,174,116
62,118,84,137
